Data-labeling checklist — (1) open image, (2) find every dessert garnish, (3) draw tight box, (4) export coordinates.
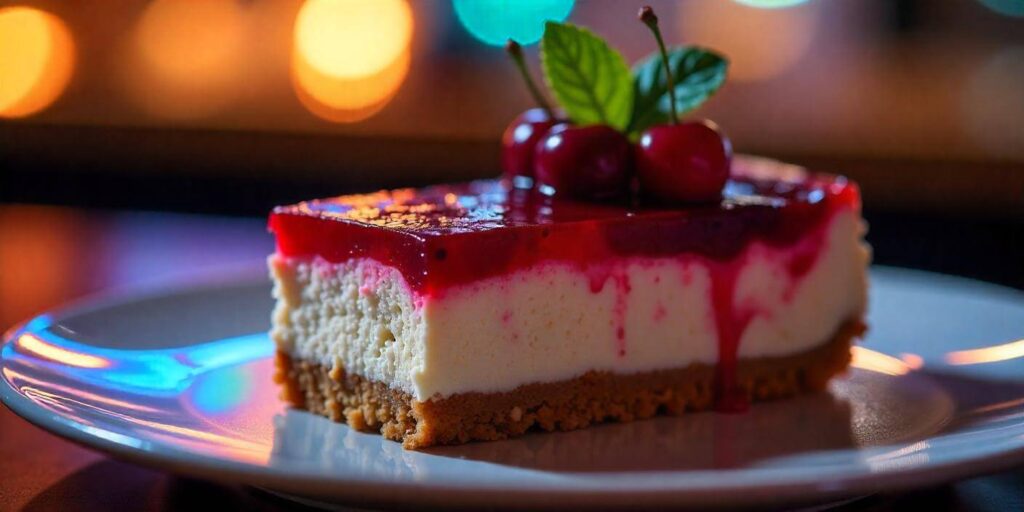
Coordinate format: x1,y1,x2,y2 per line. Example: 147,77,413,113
501,6,729,203
635,7,732,203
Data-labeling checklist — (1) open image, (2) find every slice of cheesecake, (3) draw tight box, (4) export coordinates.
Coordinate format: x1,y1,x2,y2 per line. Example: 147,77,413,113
268,156,869,449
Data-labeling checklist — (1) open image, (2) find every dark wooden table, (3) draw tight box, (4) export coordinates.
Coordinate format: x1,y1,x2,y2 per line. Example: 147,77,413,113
1,204,1022,511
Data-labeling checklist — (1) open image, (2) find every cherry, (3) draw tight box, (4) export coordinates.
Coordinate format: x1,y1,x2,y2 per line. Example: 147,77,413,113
501,108,557,181
534,124,632,200
636,119,732,203
634,6,731,203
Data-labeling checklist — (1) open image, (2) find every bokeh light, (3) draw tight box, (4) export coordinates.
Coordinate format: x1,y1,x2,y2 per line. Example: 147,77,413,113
732,0,809,8
125,0,247,120
0,7,75,118
291,0,413,123
293,48,411,123
678,1,818,82
977,0,1024,17
454,0,574,46
295,0,412,79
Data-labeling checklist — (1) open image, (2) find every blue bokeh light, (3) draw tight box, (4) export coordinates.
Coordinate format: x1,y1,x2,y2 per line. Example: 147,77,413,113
453,0,574,46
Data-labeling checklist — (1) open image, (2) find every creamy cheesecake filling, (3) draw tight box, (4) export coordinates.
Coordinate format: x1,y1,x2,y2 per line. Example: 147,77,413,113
271,256,427,396
270,208,868,401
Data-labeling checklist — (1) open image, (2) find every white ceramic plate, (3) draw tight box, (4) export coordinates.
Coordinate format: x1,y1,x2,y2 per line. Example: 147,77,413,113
3,267,1024,510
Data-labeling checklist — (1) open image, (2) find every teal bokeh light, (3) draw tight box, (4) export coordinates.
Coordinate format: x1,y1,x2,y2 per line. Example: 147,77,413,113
978,0,1024,17
454,0,574,46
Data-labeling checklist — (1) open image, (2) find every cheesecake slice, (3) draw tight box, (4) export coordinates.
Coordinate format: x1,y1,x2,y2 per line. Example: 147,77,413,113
268,156,869,449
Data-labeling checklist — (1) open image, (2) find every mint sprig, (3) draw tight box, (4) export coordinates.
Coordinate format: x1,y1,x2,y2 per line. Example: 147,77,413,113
540,22,633,131
629,47,728,134
537,21,728,136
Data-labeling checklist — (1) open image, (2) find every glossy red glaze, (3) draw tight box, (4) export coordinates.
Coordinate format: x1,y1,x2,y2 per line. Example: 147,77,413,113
270,171,858,296
533,124,632,200
636,120,732,203
501,108,557,180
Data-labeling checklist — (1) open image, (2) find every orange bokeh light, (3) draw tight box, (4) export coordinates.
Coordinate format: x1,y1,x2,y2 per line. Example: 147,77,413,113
291,0,413,123
677,1,817,82
0,7,75,118
292,48,411,123
125,0,247,119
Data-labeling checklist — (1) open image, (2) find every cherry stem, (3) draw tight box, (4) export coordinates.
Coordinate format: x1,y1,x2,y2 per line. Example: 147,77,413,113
505,39,555,119
639,6,678,124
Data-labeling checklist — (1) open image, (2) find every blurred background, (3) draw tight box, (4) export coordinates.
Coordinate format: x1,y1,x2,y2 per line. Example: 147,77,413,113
1,0,1023,327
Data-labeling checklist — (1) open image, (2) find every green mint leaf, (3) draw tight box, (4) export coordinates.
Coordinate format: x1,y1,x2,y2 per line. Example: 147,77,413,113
540,22,633,131
629,46,728,134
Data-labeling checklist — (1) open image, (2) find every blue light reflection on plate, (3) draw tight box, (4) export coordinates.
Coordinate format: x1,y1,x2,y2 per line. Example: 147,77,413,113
190,364,255,415
2,312,280,464
2,268,1024,509
5,314,272,396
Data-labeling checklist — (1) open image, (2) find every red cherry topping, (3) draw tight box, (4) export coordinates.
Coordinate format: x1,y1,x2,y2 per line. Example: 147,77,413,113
501,108,558,181
636,119,732,203
534,124,632,200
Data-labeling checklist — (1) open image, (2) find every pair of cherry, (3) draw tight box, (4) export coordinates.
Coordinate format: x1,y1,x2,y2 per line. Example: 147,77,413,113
502,6,731,203
501,110,731,203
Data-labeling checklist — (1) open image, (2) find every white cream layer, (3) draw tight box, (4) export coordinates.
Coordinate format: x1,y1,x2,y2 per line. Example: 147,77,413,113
270,209,869,401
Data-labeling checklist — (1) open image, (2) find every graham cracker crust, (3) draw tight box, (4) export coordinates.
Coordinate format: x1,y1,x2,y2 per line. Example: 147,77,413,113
275,320,865,449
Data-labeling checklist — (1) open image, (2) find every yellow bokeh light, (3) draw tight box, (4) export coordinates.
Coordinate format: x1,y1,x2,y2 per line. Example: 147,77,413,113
292,0,413,123
292,48,410,123
295,0,413,79
0,7,74,118
678,1,817,82
126,0,247,119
